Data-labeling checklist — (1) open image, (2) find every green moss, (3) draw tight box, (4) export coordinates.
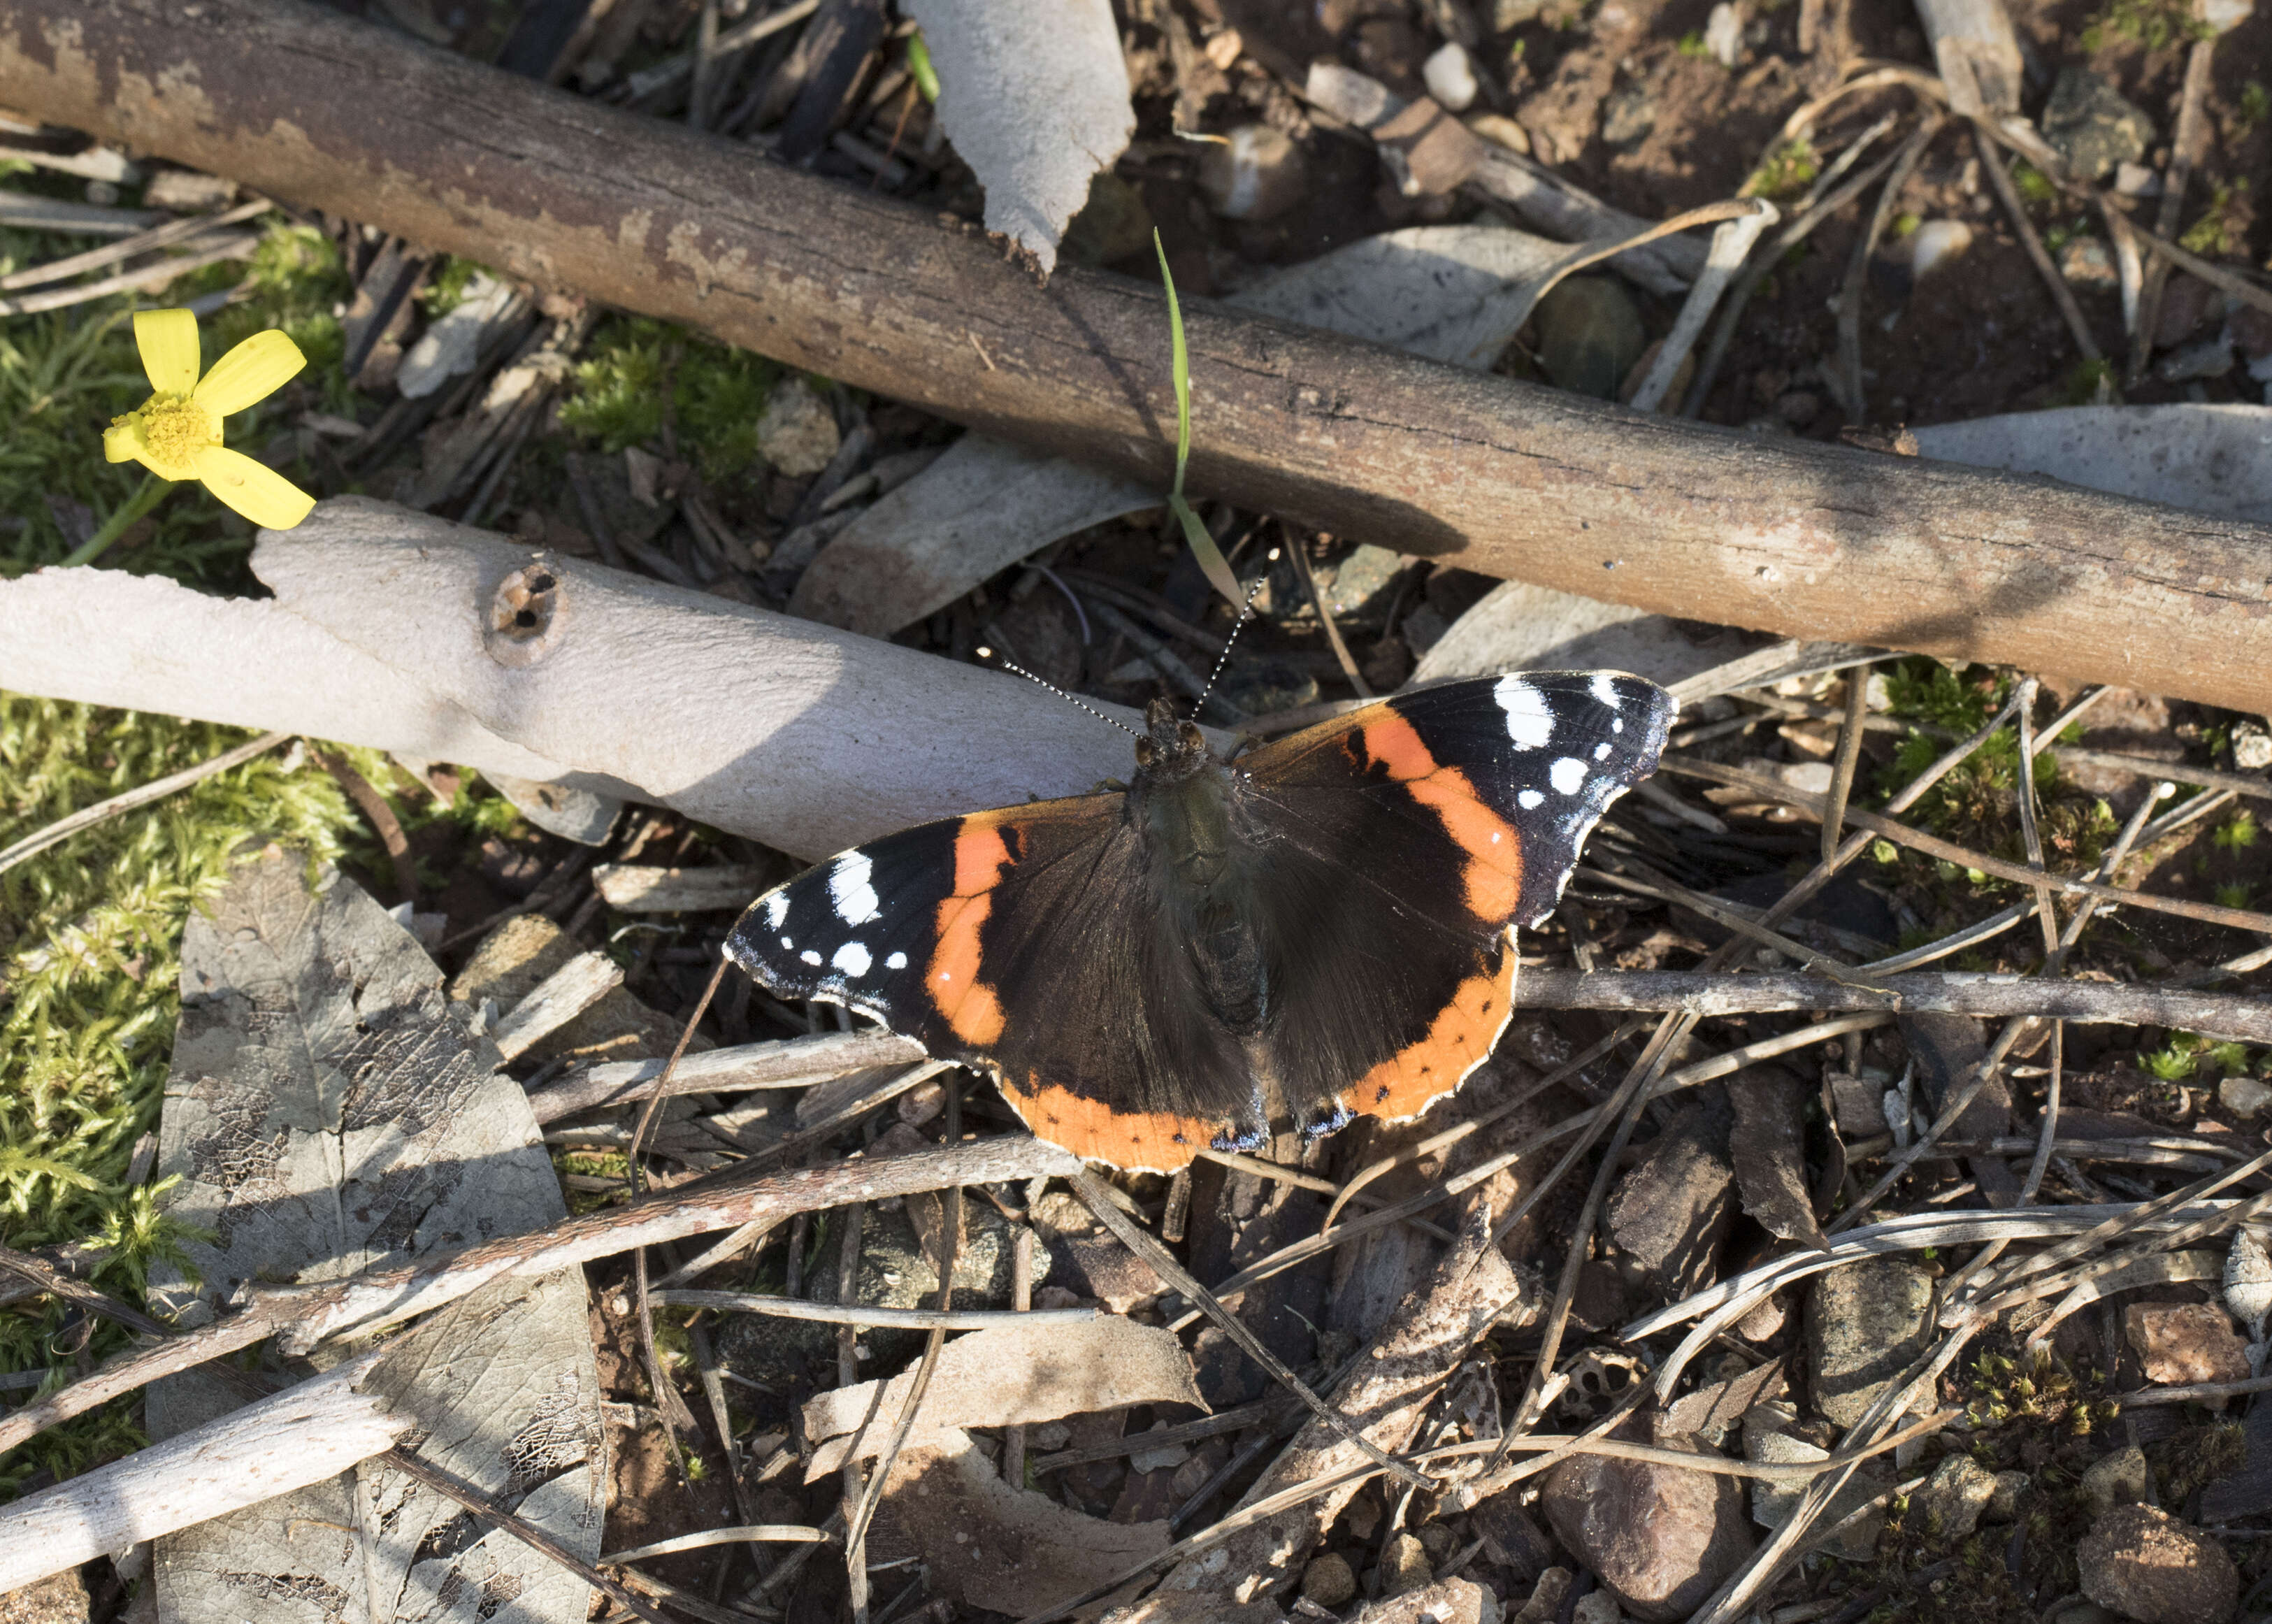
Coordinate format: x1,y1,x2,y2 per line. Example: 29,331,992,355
2178,181,2249,259
2082,0,2212,52
2011,163,2058,211
419,255,492,316
557,315,782,480
0,698,366,1495
2239,80,2271,135
1747,138,1820,201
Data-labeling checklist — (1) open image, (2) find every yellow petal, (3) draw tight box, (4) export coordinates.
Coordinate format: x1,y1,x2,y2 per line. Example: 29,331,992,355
191,445,316,530
194,329,307,417
133,308,202,396
103,420,141,463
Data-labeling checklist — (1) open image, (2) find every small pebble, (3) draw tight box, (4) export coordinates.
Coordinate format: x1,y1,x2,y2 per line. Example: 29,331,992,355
2125,1301,2251,1385
2058,237,2118,290
2078,1504,2238,1624
1908,220,1973,280
2080,1443,2151,1513
754,377,841,477
1301,1552,1357,1609
2231,719,2272,769
1377,1532,1434,1599
1911,1453,1997,1541
2220,1075,2272,1121
1197,124,1308,222
1703,1,1741,66
1465,113,1530,155
1572,1593,1627,1624
1599,83,1656,148
1423,42,1479,113
1985,1469,2029,1522
2114,160,2162,198
2158,333,2235,384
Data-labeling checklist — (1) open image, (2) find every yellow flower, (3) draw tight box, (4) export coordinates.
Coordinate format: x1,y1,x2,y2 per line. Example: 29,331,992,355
103,308,316,530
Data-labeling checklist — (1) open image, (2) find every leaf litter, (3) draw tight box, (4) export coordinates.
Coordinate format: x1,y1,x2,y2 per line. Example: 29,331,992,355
6,0,2272,1618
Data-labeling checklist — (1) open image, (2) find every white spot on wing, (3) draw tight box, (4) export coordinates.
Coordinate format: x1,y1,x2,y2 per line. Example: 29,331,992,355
779,935,793,949
1493,675,1555,749
828,851,882,926
1518,789,1545,810
1595,741,1612,759
1591,672,1620,706
885,951,908,970
799,949,823,966
833,942,872,977
763,892,787,928
1551,757,1588,796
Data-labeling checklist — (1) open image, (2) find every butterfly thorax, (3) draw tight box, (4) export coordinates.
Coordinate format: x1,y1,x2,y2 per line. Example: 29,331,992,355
1128,699,1267,1033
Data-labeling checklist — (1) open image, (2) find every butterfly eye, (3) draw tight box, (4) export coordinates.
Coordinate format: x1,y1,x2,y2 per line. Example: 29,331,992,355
1135,738,1156,766
1178,721,1205,749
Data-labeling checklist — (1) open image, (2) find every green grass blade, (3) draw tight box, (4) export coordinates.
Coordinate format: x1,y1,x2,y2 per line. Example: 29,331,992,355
1154,231,1242,608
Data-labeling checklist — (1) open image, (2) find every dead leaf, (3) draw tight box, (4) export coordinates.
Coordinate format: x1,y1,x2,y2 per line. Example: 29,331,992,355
802,1317,1204,1479
1411,578,1753,689
1606,1105,1735,1299
904,0,1134,275
146,849,603,1624
1911,403,2272,522
870,1425,1172,1615
1726,1065,1829,1251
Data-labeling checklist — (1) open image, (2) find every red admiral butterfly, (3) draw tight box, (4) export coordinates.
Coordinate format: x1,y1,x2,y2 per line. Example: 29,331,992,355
724,671,1674,1170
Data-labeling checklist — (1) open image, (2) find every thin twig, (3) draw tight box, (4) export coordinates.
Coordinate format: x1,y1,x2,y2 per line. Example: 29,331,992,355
310,747,419,904
1973,124,2101,366
652,1291,1093,1330
1067,1168,1432,1491
2131,38,2216,384
1661,757,2272,936
1835,116,1946,419
1820,661,1871,868
0,196,272,292
1285,533,1372,699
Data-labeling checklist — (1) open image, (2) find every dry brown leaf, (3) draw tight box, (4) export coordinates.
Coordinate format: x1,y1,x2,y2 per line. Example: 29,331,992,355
869,1426,1173,1616
802,1317,1203,1479
1727,1065,1829,1251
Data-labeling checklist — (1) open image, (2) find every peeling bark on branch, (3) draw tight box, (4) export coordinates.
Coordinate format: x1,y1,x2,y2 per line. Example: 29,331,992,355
2,0,2269,711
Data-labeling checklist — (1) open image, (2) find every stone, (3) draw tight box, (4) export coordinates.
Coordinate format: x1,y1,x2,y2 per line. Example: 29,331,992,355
1061,171,1156,268
1599,84,1656,148
1703,1,1741,66
1986,1469,2029,1522
2155,275,2220,348
1908,219,1973,280
2080,1443,2152,1513
2158,333,2234,383
1511,1572,1571,1624
2220,1075,2272,1120
1302,1553,1358,1609
1491,0,1546,28
143,168,238,212
1572,1595,1625,1624
1197,124,1309,222
2059,236,2119,290
1378,1532,1434,1598
2125,1302,2251,1385
1356,1578,1504,1624
1911,1453,1998,1541
1806,1260,1936,1429
1424,43,1479,112
1542,1424,1754,1622
2076,1504,2238,1624
1317,542,1407,618
0,1570,89,1624
2225,1229,2272,1339
754,376,840,477
2231,720,2272,771
1465,113,1530,155
1469,1491,1557,1582
1606,1105,1733,1298
1743,1413,1885,1559
2041,68,2153,183
1030,1191,1167,1312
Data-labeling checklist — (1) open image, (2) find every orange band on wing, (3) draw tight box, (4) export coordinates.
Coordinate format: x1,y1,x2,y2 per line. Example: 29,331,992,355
998,1074,1217,1172
1341,945,1518,1123
1358,712,1523,924
928,826,1014,1046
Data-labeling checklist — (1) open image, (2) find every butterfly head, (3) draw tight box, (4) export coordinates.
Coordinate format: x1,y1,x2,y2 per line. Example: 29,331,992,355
1133,697,1214,784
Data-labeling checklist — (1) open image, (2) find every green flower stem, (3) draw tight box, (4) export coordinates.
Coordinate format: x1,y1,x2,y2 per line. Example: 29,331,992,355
62,472,171,568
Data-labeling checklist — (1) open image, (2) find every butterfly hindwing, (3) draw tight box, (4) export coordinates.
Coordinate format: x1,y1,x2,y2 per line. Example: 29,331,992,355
724,795,1269,1171
1237,672,1674,1125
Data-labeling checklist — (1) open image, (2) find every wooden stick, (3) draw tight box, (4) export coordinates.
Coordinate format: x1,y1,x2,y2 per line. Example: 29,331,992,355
0,1138,1076,1457
0,1350,408,1593
8,0,2272,715
1513,967,2272,1040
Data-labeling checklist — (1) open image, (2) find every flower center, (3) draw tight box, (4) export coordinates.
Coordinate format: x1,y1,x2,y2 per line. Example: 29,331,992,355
134,394,213,466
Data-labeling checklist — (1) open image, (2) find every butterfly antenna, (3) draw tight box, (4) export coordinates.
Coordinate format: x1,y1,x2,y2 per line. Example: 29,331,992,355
1193,547,1278,720
977,647,1142,739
